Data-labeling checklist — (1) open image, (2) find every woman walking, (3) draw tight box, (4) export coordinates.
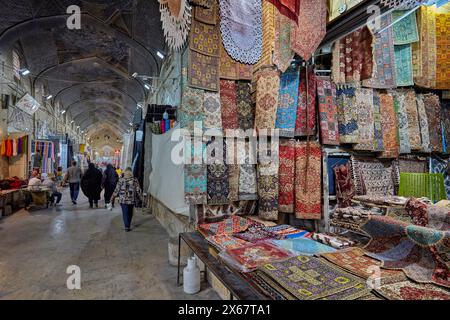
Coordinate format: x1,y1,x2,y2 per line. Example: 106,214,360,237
81,162,103,208
102,164,119,208
111,168,142,232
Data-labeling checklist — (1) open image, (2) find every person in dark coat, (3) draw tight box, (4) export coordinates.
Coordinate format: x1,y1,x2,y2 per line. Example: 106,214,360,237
102,164,119,208
81,162,103,208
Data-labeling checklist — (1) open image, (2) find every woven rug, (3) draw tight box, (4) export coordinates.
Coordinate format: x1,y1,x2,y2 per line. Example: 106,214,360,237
376,280,450,300
278,140,296,213
255,69,280,130
362,215,450,288
404,90,422,150
317,77,340,145
206,234,249,251
198,215,253,236
267,0,299,23
405,198,450,231
273,12,294,73
373,91,384,152
394,44,414,87
244,271,293,300
238,142,258,200
189,50,220,91
234,225,276,243
290,0,327,61
421,94,443,153
272,238,337,256
328,156,350,195
258,161,279,221
295,68,317,136
275,67,300,137
226,242,293,271
295,141,322,220
417,95,431,153
207,163,230,205
203,92,222,131
258,255,367,300
435,10,450,90
353,88,375,151
185,163,207,204
255,0,275,71
180,86,204,136
320,248,407,285
392,92,411,154
379,93,399,159
220,43,239,80
334,162,356,208
189,16,220,57
392,10,419,45
363,14,396,89
236,81,254,130
430,156,450,199
336,87,359,144
350,156,396,196
219,0,262,64
220,80,239,130
228,162,240,201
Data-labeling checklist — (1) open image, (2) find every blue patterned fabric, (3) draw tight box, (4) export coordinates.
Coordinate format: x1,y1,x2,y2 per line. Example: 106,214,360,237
328,156,350,195
275,66,300,137
430,156,450,199
272,238,337,256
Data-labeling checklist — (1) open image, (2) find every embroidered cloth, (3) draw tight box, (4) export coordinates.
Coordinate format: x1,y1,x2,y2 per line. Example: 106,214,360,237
255,69,280,130
275,66,300,137
295,68,317,136
317,77,340,145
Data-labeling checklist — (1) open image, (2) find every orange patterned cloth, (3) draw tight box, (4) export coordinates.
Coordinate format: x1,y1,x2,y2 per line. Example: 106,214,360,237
255,1,276,71
379,93,399,159
435,11,450,89
219,43,254,81
295,141,322,220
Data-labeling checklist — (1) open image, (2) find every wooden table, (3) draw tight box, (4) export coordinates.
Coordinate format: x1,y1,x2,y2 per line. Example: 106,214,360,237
177,232,268,300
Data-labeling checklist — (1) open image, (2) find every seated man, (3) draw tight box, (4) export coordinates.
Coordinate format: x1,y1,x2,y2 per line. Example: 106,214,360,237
28,170,42,189
42,174,62,206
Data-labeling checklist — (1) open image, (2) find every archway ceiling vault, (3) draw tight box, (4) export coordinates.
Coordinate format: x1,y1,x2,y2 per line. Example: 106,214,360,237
0,0,164,132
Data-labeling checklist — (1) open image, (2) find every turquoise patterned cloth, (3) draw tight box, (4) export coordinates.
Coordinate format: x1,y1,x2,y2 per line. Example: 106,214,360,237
275,66,300,137
394,44,414,87
392,10,419,45
272,238,337,256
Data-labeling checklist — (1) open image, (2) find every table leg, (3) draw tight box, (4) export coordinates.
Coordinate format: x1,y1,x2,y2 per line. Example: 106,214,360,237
177,234,182,286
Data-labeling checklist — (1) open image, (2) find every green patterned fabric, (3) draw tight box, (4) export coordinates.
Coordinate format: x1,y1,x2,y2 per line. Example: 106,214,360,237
392,10,419,45
394,44,414,87
398,173,447,203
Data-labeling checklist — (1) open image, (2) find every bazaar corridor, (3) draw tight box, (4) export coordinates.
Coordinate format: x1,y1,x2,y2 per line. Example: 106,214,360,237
0,191,218,300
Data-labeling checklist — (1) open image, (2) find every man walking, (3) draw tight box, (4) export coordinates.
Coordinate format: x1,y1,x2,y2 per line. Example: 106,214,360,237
63,161,82,205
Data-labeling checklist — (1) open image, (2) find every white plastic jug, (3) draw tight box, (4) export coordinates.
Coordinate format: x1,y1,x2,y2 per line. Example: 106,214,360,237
183,257,201,294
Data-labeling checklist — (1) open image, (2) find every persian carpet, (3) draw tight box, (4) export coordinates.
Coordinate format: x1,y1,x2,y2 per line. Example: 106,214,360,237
336,87,359,144
255,69,280,130
392,10,419,45
379,93,399,159
188,50,220,91
198,215,253,236
320,247,407,285
290,0,327,61
316,77,340,145
405,198,450,231
394,44,414,87
278,140,296,213
207,163,230,205
236,81,254,131
271,238,337,256
206,234,249,251
179,86,204,136
362,215,450,288
234,225,276,243
258,255,367,300
295,68,317,136
185,163,207,204
219,0,262,64
189,17,220,57
273,12,294,73
228,162,240,201
404,90,422,150
363,14,397,89
372,91,384,152
353,88,375,151
334,162,356,208
295,141,322,220
203,92,222,131
416,95,431,153
220,80,239,130
258,161,279,221
421,94,443,153
376,280,450,300
238,141,258,200
435,11,450,90
350,156,396,196
275,66,300,137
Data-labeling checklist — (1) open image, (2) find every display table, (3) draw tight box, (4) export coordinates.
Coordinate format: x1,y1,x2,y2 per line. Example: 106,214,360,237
177,232,268,300
0,189,25,216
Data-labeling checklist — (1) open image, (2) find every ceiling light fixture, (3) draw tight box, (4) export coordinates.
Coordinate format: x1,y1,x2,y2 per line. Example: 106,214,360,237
46,95,53,100
70,120,74,124
19,68,30,76
132,72,138,78
157,51,165,59
61,110,66,115
144,83,151,90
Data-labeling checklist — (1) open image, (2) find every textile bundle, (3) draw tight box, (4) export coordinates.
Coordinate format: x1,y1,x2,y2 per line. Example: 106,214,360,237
316,77,340,145
1,136,28,158
275,66,300,137
255,69,280,130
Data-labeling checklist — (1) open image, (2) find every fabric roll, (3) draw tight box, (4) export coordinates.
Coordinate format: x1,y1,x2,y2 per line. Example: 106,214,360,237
417,95,432,153
295,141,322,220
273,11,294,73
220,80,239,130
275,66,300,137
278,140,296,214
373,91,384,152
316,77,340,145
353,88,375,151
255,69,280,130
379,93,399,159
236,81,254,131
295,68,316,136
421,94,443,153
336,87,359,144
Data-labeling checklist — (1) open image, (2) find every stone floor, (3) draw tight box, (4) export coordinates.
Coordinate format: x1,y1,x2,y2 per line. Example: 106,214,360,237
0,190,219,300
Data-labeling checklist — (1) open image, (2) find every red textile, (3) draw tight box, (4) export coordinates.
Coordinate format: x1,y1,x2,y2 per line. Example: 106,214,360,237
278,140,295,213
268,0,300,23
6,139,13,157
295,68,317,136
220,80,239,130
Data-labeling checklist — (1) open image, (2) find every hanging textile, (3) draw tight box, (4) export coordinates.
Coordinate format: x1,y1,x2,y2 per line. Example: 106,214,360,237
442,100,450,154
351,156,397,196
404,90,422,150
258,161,279,221
255,0,276,71
290,0,327,61
219,0,262,64
185,141,207,204
238,141,258,200
436,10,450,89
220,80,239,130
273,12,294,73
334,162,356,208
328,157,349,195
219,43,254,81
191,0,215,7
188,51,220,92
392,10,419,45
295,68,316,136
206,138,229,205
398,156,428,173
394,44,414,87
179,86,204,136
380,0,427,9
295,141,322,220
267,0,299,23
12,139,18,157
373,91,384,152
275,66,300,137
236,81,254,131
189,16,220,57
194,2,217,25
159,0,191,51
203,92,222,131
417,95,432,153
0,139,5,156
316,77,340,146
379,93,399,159
392,91,411,154
430,156,450,199
33,140,55,174
278,140,295,214
422,94,443,153
332,27,373,84
6,139,13,158
353,88,375,151
228,142,240,201
363,14,397,89
336,87,359,144
255,69,280,130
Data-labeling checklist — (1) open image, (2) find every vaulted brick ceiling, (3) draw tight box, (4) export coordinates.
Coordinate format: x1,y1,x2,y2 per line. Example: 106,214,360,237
0,0,165,134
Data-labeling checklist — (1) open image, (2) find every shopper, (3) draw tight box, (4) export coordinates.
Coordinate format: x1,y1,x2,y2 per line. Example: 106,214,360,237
63,161,82,205
102,164,119,208
42,174,62,206
81,162,103,208
111,168,142,232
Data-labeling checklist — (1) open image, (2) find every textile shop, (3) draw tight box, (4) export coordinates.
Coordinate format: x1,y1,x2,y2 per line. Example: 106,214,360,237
147,0,450,300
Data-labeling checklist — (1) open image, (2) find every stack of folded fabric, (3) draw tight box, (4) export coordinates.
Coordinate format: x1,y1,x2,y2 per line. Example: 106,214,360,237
311,233,356,249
